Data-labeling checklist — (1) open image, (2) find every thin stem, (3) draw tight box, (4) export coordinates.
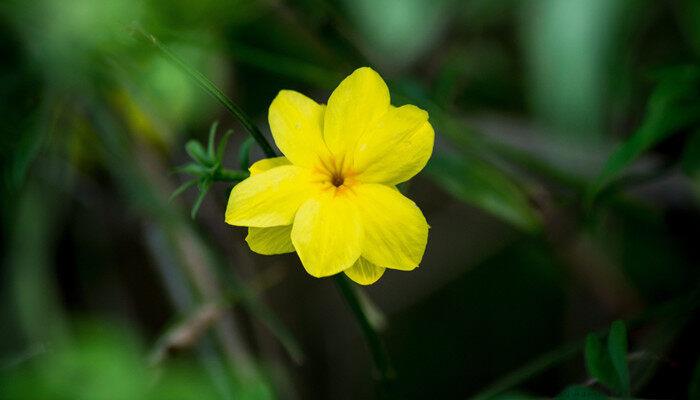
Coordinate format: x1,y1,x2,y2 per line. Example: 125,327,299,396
334,275,394,391
132,27,277,158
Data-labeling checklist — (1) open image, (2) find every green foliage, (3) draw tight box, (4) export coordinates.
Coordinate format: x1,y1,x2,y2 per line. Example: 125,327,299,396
584,321,630,396
425,152,541,232
585,335,619,392
172,121,247,218
556,386,608,400
0,321,273,400
238,136,255,170
607,321,630,396
588,66,700,203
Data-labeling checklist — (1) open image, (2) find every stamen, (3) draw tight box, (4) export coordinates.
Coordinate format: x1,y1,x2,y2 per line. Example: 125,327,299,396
331,173,344,187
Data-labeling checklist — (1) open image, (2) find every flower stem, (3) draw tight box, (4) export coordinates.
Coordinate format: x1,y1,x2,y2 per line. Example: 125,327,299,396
334,275,395,392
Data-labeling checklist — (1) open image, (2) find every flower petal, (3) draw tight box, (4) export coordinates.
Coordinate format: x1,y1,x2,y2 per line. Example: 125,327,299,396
353,184,428,270
248,156,291,176
353,106,434,185
268,90,330,168
242,157,297,253
344,258,385,285
291,190,363,277
324,67,390,161
246,225,294,255
225,165,314,227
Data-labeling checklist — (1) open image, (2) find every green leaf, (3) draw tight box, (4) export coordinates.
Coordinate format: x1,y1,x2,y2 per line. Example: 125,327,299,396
608,320,630,396
556,386,608,400
585,334,620,393
190,180,211,219
185,140,212,167
237,136,255,170
588,66,700,203
217,129,234,162
168,179,197,202
206,121,219,158
425,152,541,232
215,169,248,182
174,163,210,177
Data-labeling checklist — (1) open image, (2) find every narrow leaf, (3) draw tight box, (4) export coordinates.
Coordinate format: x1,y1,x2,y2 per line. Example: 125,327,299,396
556,386,608,400
588,66,700,203
207,121,219,158
425,152,541,232
216,169,249,182
190,181,211,219
238,136,255,170
608,320,630,396
585,333,620,393
174,163,209,177
168,179,197,202
217,130,234,162
185,140,212,166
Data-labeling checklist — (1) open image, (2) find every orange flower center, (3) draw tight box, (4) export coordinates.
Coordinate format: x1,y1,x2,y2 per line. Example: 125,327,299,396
314,155,356,192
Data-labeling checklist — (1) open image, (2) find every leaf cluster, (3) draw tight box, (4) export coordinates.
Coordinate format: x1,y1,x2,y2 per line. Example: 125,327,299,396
171,121,248,218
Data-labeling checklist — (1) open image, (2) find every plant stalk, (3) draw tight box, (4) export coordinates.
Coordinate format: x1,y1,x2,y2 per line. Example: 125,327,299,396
334,275,395,392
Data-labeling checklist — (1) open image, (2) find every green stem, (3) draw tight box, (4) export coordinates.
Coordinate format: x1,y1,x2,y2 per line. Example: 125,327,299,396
334,275,394,391
132,27,277,158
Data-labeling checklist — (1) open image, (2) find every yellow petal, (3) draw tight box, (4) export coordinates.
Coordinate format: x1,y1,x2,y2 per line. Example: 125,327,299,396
225,165,315,227
353,106,434,185
353,184,428,270
344,258,385,285
249,157,291,176
291,190,363,277
268,90,330,168
246,225,294,255
323,67,390,161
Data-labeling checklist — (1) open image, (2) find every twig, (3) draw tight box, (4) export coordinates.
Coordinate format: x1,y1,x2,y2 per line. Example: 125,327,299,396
334,275,395,394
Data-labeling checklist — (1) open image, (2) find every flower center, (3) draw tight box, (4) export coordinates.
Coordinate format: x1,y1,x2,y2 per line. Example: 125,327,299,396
331,172,345,187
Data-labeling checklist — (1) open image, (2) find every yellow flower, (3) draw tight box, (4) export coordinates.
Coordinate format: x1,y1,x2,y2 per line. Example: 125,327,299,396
225,67,433,285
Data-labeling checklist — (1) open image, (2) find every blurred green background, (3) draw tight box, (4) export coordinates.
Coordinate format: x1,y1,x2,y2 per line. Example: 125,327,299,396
2,0,700,399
